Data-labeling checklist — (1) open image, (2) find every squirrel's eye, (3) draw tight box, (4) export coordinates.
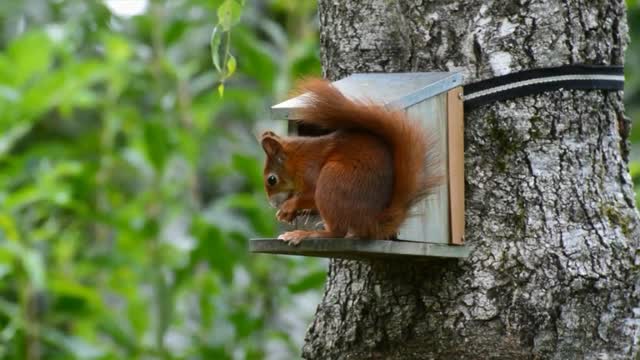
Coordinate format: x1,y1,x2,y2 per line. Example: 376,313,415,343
267,175,278,186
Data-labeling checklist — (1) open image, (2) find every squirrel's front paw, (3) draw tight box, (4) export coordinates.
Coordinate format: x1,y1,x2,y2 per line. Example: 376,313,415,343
278,230,309,246
276,200,298,223
276,208,296,223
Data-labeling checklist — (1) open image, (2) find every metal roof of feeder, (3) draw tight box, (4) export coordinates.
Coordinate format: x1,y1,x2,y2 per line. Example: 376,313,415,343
271,72,464,120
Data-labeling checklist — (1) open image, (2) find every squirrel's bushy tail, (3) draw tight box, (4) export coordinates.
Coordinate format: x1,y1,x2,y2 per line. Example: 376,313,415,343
296,78,440,238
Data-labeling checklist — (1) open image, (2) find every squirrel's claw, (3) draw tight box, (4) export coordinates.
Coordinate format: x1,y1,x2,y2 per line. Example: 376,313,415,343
276,209,296,223
278,230,307,246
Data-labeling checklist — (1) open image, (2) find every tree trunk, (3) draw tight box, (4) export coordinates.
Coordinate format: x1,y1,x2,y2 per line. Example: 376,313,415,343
303,1,640,359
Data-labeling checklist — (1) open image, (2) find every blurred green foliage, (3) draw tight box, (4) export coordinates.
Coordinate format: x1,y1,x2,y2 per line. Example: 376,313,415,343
627,0,640,204
0,0,323,359
0,0,639,359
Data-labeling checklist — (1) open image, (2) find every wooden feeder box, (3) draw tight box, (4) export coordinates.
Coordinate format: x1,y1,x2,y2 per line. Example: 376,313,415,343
250,73,469,260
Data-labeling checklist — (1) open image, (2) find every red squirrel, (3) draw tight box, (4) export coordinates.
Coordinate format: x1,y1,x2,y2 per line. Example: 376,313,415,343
260,78,438,245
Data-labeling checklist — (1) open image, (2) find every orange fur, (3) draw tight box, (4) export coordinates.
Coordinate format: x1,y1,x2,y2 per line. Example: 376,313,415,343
260,79,439,244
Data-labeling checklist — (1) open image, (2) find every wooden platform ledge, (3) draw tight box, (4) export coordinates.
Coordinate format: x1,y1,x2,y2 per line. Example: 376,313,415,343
249,238,470,260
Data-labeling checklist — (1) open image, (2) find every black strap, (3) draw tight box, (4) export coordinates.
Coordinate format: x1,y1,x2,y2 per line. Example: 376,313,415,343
463,64,624,110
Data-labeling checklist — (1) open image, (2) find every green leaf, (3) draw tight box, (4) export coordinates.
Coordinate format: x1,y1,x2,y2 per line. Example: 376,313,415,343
7,30,54,85
230,308,264,339
222,193,275,236
217,0,242,31
210,26,223,72
0,215,20,242
143,121,171,172
0,54,14,85
164,19,188,45
288,270,327,293
0,264,10,280
102,33,131,63
0,124,32,159
218,83,225,97
19,60,107,120
226,54,237,77
42,329,105,359
97,320,139,354
22,249,46,290
190,218,235,282
630,161,640,184
629,110,640,143
49,278,102,311
201,346,232,360
231,153,263,190
232,28,277,91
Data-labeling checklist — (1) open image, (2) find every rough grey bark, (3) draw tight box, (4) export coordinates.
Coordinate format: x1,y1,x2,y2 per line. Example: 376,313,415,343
303,1,640,359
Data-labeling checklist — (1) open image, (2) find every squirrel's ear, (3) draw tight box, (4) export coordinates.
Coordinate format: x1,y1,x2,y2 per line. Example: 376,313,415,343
261,136,284,161
260,131,279,140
